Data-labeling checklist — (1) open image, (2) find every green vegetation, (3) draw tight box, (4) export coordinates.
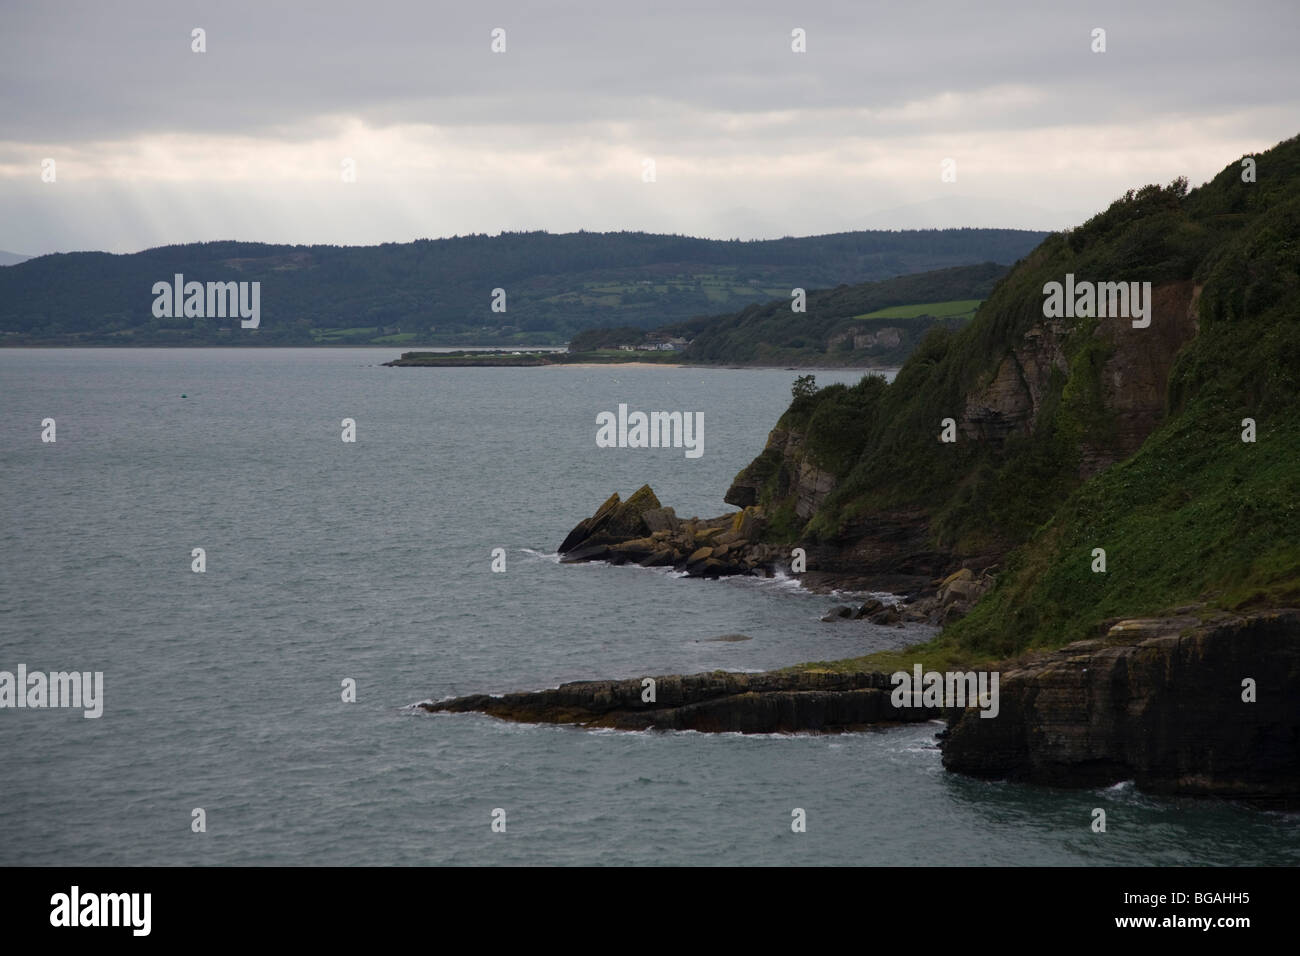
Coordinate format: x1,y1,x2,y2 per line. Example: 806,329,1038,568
0,228,1045,347
388,348,682,367
741,133,1300,666
567,326,651,351
853,298,983,321
657,262,1008,366
393,264,1015,366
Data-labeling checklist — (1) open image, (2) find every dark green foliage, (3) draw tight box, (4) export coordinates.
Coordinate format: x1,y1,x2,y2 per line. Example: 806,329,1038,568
791,375,817,399
741,133,1300,663
567,327,646,351
0,229,1045,346
669,262,1009,365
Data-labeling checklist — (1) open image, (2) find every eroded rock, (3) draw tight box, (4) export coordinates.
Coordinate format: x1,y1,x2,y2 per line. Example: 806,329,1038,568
558,487,771,578
941,609,1300,805
423,670,941,733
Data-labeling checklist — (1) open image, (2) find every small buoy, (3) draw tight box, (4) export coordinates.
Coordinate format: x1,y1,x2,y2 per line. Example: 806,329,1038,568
181,394,187,398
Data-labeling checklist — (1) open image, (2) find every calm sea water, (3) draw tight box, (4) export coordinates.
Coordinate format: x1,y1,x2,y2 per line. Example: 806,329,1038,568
0,348,1295,865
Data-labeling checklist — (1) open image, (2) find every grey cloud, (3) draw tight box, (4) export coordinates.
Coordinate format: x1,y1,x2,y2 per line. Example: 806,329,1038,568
2,0,1296,141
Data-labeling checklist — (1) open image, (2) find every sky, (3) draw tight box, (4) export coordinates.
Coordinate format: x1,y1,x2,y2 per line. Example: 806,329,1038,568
1,0,1296,256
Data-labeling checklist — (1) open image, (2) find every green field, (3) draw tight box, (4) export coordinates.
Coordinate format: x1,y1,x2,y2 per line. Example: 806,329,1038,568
310,326,380,341
853,298,982,321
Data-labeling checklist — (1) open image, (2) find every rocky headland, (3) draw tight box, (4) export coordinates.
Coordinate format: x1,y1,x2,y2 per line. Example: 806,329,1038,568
428,137,1300,803
426,607,1299,805
555,484,995,626
941,608,1300,807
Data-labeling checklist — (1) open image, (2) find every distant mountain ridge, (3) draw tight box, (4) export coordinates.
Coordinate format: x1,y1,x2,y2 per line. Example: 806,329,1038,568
0,250,30,266
0,229,1047,346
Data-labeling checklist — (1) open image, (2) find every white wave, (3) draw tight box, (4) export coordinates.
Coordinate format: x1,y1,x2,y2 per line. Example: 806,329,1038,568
519,548,561,563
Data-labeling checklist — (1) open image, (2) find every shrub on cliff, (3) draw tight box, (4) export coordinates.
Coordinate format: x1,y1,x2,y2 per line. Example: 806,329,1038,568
737,133,1300,661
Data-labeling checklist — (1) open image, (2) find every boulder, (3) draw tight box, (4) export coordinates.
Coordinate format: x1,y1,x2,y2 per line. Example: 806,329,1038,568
557,491,621,553
605,484,663,538
557,490,778,578
939,568,986,605
642,506,680,534
611,536,659,564
557,485,663,555
560,542,611,563
640,549,678,567
730,507,761,542
855,598,885,619
821,604,854,622
868,605,901,625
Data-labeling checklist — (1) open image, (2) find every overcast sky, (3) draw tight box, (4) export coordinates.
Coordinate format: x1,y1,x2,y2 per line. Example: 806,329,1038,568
1,0,1296,256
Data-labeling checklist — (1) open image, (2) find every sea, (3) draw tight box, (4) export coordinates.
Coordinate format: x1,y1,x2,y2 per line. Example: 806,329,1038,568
1,348,1295,865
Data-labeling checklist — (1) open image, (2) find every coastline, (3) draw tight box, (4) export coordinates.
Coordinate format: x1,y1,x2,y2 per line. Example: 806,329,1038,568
436,479,1300,805
425,603,1300,806
542,361,685,368
384,355,898,370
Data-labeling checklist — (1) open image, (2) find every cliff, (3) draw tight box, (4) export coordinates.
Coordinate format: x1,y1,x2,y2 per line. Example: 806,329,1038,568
721,133,1300,660
942,609,1300,807
448,135,1300,800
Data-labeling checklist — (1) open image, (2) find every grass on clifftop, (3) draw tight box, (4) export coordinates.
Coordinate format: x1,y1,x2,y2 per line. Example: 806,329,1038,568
853,298,983,321
786,137,1300,672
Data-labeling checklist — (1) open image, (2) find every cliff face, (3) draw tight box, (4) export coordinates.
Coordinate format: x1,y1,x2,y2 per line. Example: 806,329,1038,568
1080,280,1200,476
720,275,1200,591
533,136,1300,801
941,610,1300,806
959,318,1069,444
726,426,836,520
719,139,1300,620
957,281,1198,464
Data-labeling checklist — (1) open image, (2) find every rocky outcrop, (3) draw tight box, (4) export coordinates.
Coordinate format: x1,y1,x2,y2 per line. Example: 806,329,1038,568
423,670,940,733
818,567,996,626
1078,280,1200,477
725,426,836,519
959,281,1198,463
941,608,1300,806
557,485,780,577
961,319,1068,444
425,609,1300,799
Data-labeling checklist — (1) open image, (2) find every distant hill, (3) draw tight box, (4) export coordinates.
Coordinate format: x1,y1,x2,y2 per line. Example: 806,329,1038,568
668,262,1009,365
0,229,1046,346
393,263,1009,368
0,250,30,266
562,262,1009,366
